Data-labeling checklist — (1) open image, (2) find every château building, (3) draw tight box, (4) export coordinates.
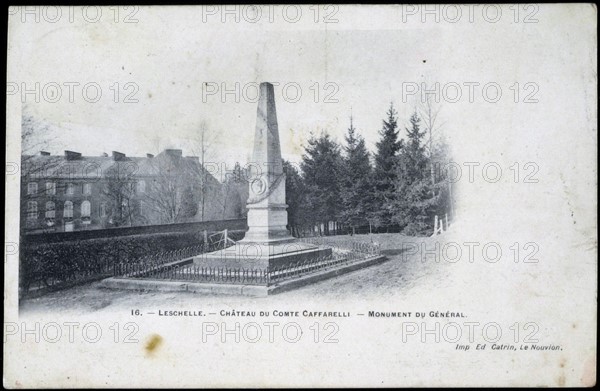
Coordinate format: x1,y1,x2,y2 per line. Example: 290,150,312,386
20,148,229,233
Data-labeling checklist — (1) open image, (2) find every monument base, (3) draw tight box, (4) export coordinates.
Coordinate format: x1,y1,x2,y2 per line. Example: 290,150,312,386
193,240,332,270
100,253,387,297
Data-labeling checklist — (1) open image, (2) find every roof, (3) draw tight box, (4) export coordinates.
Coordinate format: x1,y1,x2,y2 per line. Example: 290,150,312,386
21,150,219,184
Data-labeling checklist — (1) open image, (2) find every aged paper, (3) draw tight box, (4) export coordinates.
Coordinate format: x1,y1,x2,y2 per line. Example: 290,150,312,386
4,4,597,387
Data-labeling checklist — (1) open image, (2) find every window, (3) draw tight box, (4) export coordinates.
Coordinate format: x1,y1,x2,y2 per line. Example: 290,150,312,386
100,203,107,218
137,180,146,193
139,200,145,216
46,182,56,195
81,200,91,217
27,182,38,195
45,201,55,219
83,183,92,195
27,201,37,220
66,183,75,195
63,201,73,218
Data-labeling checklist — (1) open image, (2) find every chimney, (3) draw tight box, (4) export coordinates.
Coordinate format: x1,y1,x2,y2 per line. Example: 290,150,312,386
146,153,154,158
64,150,82,160
185,156,199,162
164,149,182,158
112,151,127,161
165,149,183,157
39,151,50,156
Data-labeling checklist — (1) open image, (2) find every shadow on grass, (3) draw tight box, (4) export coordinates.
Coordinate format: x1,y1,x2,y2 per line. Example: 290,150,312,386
381,248,411,256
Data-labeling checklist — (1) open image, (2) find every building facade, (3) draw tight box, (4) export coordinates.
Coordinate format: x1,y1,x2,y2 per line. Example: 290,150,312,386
21,149,227,233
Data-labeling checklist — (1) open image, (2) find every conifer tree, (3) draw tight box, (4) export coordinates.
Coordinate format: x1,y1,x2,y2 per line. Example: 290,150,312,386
401,111,428,182
339,115,372,234
393,111,436,234
300,132,343,235
283,160,305,236
371,103,403,230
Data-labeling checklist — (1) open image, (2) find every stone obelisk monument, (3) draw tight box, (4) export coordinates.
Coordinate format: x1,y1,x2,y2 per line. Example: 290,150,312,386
239,82,295,244
194,82,330,270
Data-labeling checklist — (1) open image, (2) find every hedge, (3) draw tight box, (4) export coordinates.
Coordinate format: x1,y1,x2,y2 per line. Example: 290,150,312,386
20,230,246,293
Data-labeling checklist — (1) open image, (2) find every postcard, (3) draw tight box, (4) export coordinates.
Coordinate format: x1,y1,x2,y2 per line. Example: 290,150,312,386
4,4,597,387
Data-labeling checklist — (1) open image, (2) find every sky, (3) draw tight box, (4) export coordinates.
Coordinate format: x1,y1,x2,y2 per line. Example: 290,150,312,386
10,6,486,166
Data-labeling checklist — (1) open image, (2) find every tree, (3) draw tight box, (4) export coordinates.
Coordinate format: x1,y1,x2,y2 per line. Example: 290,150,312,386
371,103,403,230
144,153,199,224
400,111,428,182
102,161,139,227
184,121,221,221
416,82,456,224
220,162,248,219
339,115,373,234
20,112,61,233
300,132,343,235
430,135,455,220
198,122,210,221
392,111,439,235
283,160,305,236
418,84,445,198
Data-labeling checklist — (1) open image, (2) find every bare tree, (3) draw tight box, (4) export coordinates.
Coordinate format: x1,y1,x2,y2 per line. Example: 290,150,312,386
143,154,201,224
417,82,455,219
187,121,221,221
102,161,139,227
20,112,62,233
417,82,446,197
187,122,245,222
219,162,247,219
